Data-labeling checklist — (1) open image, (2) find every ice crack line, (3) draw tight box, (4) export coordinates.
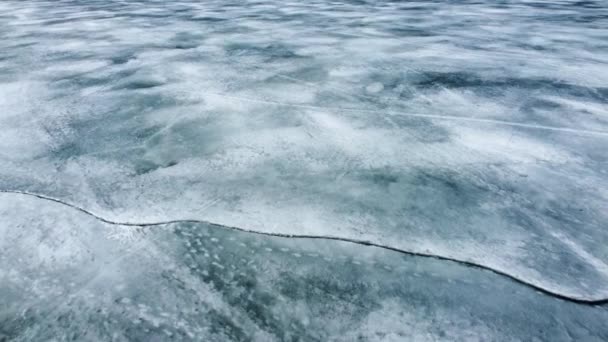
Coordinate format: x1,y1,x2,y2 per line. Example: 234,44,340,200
2,189,608,306
205,92,608,137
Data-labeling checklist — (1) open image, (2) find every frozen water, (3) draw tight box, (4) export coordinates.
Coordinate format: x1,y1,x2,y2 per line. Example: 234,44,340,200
1,0,608,339
2,194,608,341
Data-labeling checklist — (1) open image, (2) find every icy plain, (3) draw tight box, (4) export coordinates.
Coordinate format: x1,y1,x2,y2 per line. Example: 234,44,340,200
1,0,608,340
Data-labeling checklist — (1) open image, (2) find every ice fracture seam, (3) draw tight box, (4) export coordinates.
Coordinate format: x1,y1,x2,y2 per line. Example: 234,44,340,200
2,189,607,306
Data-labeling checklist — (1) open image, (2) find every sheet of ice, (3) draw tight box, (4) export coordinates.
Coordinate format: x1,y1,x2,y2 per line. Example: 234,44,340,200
1,0,608,303
2,194,608,341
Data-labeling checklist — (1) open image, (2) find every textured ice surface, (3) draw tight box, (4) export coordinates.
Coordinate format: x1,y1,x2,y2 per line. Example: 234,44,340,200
1,0,608,336
2,194,608,341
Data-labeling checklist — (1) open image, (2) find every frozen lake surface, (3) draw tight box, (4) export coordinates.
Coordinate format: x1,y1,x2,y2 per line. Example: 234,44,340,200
1,0,608,340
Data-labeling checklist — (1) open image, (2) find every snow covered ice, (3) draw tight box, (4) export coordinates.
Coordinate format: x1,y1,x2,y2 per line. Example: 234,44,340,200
1,0,608,340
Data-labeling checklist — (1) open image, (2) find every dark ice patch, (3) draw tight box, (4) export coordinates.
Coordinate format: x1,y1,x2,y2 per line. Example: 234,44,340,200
225,43,307,61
